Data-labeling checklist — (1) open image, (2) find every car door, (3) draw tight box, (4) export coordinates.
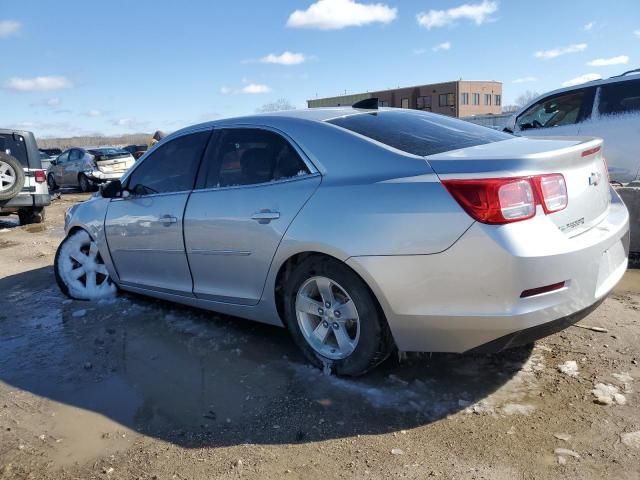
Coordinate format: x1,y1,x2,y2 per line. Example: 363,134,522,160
64,148,84,185
514,87,596,137
53,151,69,185
578,78,640,184
184,127,321,305
104,129,212,295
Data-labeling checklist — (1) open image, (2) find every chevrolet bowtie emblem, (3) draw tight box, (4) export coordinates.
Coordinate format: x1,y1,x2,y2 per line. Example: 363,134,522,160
589,172,602,186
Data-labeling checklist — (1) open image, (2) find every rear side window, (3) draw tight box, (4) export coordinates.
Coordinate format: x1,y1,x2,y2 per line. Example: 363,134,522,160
126,130,210,195
205,128,309,188
598,79,640,117
0,134,29,167
516,88,595,130
327,110,510,157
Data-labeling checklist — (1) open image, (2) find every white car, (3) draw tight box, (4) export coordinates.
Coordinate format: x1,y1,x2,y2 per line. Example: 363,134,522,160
505,70,640,184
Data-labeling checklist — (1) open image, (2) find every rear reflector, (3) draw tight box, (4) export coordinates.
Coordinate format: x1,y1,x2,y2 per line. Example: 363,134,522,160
520,281,566,298
442,175,567,225
34,170,46,183
581,146,601,157
533,174,567,213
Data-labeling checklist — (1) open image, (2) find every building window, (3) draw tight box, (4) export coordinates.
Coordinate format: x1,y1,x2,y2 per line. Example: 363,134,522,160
484,94,492,105
495,94,501,106
401,98,410,109
472,93,480,105
417,96,431,110
379,100,389,107
461,93,469,105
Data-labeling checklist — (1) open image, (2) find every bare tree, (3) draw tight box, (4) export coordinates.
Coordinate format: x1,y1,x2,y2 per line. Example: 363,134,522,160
514,90,540,108
501,104,520,113
256,98,296,113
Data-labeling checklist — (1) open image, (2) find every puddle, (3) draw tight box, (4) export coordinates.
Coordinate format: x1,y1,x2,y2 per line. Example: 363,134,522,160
0,266,533,467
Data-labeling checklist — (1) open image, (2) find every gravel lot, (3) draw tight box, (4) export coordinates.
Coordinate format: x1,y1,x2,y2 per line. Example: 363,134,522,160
1,193,639,480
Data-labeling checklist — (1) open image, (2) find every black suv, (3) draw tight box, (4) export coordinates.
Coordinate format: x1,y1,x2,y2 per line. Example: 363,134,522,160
0,129,51,224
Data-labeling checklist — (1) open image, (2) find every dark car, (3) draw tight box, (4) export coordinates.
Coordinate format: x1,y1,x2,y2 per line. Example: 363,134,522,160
123,144,147,160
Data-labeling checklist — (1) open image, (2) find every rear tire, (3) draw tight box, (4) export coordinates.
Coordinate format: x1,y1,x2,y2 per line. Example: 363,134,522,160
47,173,58,191
18,207,45,225
0,153,25,201
283,256,394,376
78,173,93,193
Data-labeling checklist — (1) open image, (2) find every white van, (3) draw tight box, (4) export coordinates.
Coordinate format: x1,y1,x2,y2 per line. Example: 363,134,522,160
505,70,640,184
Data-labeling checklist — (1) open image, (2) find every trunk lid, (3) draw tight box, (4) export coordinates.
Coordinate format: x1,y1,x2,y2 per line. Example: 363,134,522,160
90,151,134,174
426,136,610,237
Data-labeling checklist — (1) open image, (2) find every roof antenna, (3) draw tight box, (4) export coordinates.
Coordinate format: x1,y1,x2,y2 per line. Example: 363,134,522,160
352,97,379,109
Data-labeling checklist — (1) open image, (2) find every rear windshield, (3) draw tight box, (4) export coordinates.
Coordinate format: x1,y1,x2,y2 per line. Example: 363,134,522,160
0,133,29,167
327,110,511,157
88,148,130,159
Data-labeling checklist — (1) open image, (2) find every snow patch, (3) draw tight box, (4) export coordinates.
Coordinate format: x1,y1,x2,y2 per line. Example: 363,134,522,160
592,383,626,405
558,360,579,377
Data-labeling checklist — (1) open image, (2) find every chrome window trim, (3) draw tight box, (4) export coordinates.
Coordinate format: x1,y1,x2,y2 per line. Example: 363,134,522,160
193,172,321,194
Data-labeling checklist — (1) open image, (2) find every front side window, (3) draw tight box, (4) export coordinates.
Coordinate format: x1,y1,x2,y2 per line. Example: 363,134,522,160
327,110,510,157
598,79,640,117
56,151,70,164
516,89,593,130
126,130,210,195
205,129,309,189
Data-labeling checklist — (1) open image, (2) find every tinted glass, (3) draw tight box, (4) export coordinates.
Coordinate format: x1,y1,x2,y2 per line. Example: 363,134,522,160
327,110,510,157
69,149,82,161
126,131,210,195
206,129,309,188
57,151,70,164
517,89,591,129
598,79,640,116
0,134,29,166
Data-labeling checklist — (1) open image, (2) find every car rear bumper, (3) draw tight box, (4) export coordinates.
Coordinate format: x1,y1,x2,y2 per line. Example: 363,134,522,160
87,171,126,182
0,193,51,212
347,189,629,353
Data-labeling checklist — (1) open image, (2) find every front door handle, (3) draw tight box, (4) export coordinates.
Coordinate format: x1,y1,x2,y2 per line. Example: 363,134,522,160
160,214,178,226
251,210,280,223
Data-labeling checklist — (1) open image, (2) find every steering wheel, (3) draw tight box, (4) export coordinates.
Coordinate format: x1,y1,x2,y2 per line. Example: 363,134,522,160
531,120,543,129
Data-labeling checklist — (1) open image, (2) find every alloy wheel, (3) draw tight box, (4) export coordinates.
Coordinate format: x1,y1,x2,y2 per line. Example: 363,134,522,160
57,230,116,299
295,276,360,360
0,160,17,193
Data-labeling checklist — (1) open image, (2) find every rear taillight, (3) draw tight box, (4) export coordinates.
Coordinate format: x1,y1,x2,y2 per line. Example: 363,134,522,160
533,174,567,213
34,170,46,183
443,174,567,225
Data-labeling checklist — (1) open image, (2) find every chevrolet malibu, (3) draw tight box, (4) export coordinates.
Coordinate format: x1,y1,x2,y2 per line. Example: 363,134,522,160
55,105,630,376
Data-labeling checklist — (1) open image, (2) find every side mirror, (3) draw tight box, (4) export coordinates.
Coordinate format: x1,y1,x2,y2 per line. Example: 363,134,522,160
100,180,123,199
50,159,58,166
502,127,514,134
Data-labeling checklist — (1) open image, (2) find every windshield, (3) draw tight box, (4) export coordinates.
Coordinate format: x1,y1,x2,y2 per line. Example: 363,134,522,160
327,110,510,157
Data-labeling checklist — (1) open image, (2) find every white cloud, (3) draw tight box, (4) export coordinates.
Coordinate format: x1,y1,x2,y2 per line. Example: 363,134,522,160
416,0,497,29
4,76,73,92
241,83,271,94
220,83,271,95
261,51,306,65
513,77,538,84
432,41,451,52
562,73,601,87
287,0,397,30
413,48,427,55
30,97,61,108
534,43,587,59
109,118,149,130
85,109,102,117
583,21,595,31
635,29,640,38
587,55,629,67
0,20,21,38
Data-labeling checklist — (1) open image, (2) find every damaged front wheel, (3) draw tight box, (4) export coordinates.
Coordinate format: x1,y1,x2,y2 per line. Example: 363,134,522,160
54,229,117,300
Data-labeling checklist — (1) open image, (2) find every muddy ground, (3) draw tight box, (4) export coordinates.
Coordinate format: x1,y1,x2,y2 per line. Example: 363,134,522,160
0,192,639,480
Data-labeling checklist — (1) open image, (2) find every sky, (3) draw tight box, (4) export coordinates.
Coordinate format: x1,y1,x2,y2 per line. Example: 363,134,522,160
1,0,639,138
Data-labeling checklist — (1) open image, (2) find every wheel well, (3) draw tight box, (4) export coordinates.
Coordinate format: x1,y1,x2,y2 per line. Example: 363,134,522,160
273,251,386,326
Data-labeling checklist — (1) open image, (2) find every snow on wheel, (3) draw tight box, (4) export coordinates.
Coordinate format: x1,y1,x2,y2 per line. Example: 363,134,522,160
55,230,117,300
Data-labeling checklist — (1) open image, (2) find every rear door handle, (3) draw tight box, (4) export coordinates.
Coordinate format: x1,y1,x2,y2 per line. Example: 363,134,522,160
251,210,280,223
160,214,178,225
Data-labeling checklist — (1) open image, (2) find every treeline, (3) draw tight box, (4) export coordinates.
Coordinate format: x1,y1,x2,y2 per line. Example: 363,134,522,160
37,133,151,149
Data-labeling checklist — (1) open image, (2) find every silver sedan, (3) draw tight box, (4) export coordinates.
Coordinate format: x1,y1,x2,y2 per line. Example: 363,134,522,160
55,106,630,375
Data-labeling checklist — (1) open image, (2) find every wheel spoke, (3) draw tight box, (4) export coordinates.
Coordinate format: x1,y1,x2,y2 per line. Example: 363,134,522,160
69,251,86,265
333,326,353,352
334,299,358,320
312,321,331,344
315,277,336,306
296,294,324,316
86,271,96,289
70,266,85,280
88,242,98,259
